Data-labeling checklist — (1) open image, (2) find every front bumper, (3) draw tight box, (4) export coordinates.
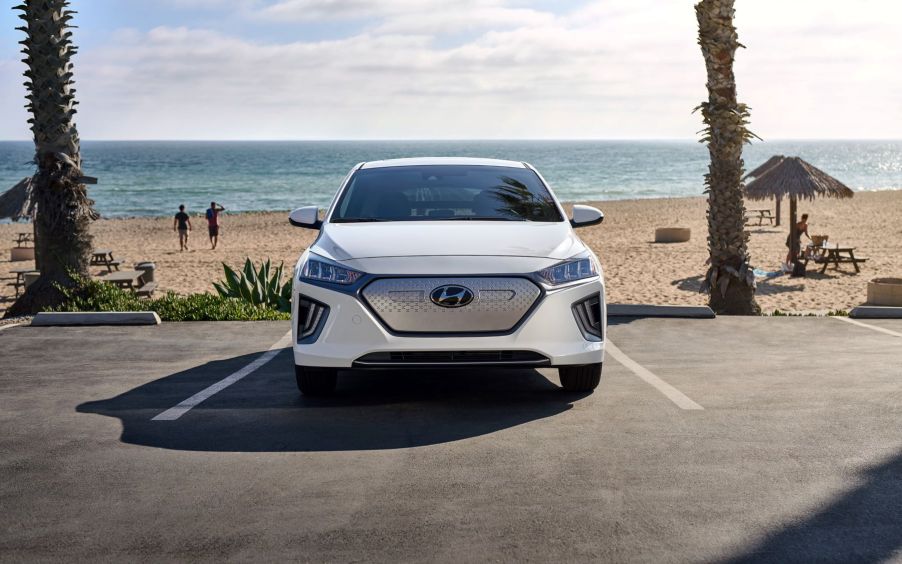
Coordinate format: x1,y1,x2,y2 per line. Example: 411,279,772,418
292,276,605,368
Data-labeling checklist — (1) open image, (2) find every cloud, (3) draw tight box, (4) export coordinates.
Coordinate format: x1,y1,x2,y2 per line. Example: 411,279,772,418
2,0,901,140
255,0,555,35
61,20,699,139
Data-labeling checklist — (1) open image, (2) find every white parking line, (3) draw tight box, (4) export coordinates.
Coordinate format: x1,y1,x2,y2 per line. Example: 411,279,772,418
833,316,902,338
606,341,704,410
153,331,293,421
0,322,26,332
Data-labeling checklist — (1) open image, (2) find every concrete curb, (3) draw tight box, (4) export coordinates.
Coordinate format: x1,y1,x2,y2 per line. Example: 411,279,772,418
31,312,161,326
849,306,902,319
607,304,715,319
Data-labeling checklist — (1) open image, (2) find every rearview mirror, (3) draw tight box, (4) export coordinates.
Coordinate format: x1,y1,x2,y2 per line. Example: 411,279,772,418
570,205,603,228
289,206,322,229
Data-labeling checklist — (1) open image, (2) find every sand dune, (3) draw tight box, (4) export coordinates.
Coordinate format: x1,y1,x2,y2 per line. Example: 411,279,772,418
2,190,899,314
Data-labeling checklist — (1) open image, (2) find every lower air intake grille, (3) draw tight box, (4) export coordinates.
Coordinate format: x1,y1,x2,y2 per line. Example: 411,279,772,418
572,293,603,341
354,350,550,367
297,295,328,343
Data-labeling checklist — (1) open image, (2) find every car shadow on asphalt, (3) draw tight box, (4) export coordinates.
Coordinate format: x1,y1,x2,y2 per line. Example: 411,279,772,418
722,450,902,563
77,349,587,452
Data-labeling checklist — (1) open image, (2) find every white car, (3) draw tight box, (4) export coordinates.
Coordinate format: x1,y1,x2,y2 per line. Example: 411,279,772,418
289,157,605,395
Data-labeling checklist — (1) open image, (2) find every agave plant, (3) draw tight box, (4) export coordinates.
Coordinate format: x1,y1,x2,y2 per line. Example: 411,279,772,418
213,258,292,312
7,0,98,317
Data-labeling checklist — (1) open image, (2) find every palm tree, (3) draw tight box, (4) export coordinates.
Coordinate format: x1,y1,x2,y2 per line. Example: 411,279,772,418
7,0,97,317
695,0,760,315
491,177,558,220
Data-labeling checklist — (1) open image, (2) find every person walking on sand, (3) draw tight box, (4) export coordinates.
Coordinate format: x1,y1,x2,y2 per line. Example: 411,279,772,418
206,201,226,249
173,204,192,251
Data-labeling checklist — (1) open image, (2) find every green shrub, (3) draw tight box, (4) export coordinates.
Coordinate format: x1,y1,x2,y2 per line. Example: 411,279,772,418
213,258,292,312
768,308,848,317
52,277,289,321
147,292,289,321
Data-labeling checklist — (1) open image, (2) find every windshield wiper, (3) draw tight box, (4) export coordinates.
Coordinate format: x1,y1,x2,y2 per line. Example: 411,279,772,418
333,216,528,223
437,216,527,221
331,217,391,223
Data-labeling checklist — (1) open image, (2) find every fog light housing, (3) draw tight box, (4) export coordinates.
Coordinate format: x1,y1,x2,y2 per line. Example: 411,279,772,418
297,295,329,343
572,293,603,341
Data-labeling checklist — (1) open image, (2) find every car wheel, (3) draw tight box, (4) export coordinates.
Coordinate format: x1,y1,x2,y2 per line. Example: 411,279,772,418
558,363,602,392
295,365,338,395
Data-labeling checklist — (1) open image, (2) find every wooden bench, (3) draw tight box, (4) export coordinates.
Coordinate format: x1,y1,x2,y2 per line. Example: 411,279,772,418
135,281,157,297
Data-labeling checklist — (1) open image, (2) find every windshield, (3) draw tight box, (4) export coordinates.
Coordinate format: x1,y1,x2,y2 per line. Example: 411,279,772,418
330,165,564,223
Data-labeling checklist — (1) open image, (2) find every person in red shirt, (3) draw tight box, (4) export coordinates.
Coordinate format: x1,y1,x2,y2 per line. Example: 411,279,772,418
206,201,226,249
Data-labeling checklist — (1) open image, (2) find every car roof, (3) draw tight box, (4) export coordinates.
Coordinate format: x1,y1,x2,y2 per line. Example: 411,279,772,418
359,157,527,169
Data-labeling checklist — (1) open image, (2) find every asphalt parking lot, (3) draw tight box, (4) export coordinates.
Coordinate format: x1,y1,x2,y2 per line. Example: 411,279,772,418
1,317,901,562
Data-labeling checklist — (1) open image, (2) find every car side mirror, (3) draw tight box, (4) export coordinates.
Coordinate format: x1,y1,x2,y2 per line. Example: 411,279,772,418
289,206,322,229
570,205,603,228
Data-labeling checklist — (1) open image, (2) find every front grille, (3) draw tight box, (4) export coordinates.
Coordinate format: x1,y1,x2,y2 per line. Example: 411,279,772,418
361,277,541,333
354,350,550,367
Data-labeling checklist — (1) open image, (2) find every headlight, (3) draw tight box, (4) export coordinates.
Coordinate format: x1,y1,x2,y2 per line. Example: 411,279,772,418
537,256,597,286
300,256,363,285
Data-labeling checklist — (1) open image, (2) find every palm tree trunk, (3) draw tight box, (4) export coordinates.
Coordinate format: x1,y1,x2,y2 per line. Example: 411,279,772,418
789,195,798,262
696,0,760,315
775,195,782,227
6,0,97,317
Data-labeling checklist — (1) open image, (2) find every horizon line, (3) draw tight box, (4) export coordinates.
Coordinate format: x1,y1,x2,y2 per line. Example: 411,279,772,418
2,137,901,143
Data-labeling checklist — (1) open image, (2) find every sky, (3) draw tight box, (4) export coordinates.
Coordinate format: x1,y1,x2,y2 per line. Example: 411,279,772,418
1,0,900,140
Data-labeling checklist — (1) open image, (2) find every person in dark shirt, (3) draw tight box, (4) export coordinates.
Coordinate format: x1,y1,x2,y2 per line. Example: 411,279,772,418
785,213,810,266
173,204,192,251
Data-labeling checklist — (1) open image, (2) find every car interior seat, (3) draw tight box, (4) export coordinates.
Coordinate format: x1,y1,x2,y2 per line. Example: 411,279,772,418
376,191,412,219
471,190,499,217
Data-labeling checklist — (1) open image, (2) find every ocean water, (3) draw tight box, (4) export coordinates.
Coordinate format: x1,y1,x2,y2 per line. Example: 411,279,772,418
1,140,900,218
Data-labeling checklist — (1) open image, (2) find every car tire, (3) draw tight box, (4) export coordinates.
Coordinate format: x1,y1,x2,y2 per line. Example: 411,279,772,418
295,365,338,395
558,363,602,392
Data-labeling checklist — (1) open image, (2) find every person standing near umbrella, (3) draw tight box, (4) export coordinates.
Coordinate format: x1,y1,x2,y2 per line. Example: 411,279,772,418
205,201,226,250
746,156,853,275
785,213,810,267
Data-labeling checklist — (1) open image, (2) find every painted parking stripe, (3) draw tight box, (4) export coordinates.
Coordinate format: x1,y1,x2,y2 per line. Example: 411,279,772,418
0,322,26,332
153,331,292,421
833,316,902,338
606,340,704,410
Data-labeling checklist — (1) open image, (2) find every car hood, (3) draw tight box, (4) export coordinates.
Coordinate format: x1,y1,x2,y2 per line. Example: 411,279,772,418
312,221,584,261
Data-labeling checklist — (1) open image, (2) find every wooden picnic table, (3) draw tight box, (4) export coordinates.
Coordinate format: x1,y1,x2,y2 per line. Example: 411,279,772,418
98,269,144,290
745,209,775,226
803,243,868,274
7,268,39,296
97,269,157,297
90,249,123,272
10,267,39,281
14,232,33,247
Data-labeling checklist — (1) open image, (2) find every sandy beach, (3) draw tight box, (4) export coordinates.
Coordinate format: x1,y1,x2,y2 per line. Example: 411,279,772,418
2,190,900,314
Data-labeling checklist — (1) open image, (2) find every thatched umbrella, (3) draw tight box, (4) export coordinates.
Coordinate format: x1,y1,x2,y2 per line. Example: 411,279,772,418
0,177,36,221
745,156,854,263
744,155,786,225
